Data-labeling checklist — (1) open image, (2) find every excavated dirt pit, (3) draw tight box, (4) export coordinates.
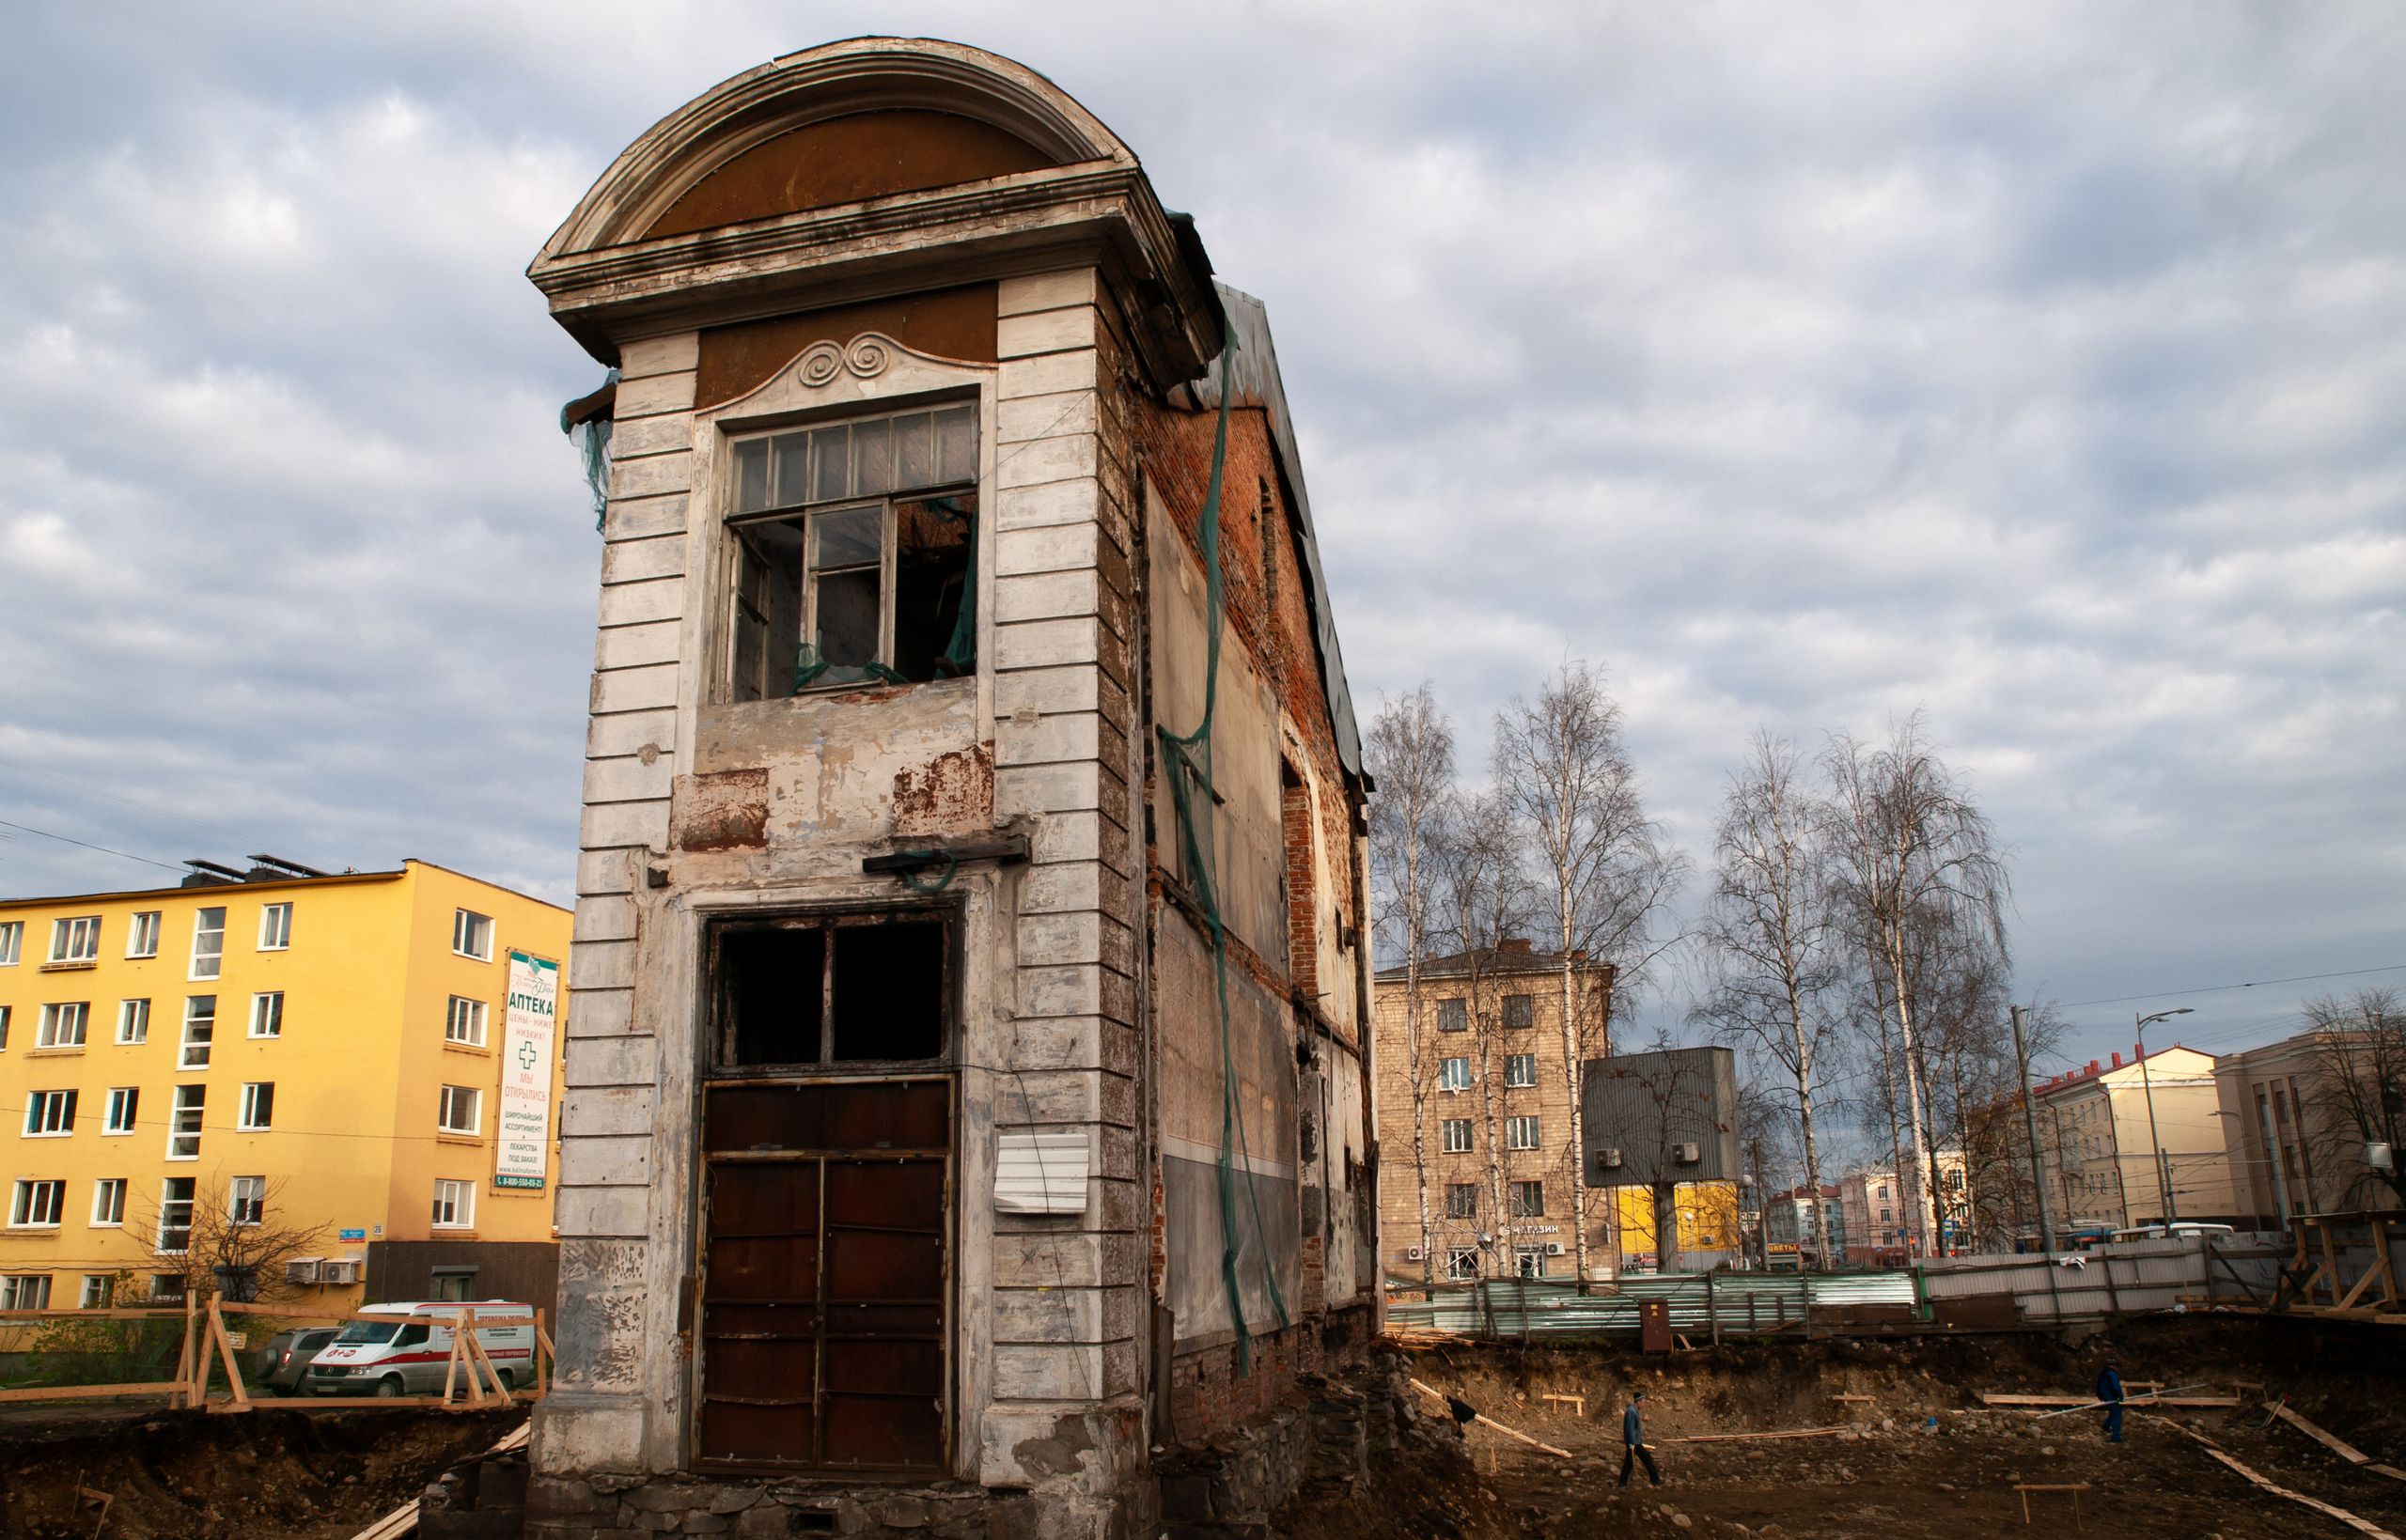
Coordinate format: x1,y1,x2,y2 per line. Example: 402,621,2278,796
1281,1316,2406,1539
0,1403,522,1539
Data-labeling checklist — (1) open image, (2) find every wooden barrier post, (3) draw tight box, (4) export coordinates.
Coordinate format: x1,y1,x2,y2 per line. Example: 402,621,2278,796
206,1296,252,1411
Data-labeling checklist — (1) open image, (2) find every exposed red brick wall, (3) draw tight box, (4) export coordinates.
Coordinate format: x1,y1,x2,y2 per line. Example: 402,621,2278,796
1165,1304,1373,1444
1281,776,1319,996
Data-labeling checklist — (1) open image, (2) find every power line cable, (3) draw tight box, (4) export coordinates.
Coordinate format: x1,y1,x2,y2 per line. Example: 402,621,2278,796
2054,963,2406,1010
0,753,250,840
0,818,187,874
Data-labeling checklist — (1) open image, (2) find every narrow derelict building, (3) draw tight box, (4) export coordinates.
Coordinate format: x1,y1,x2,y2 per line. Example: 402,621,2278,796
523,39,1376,1538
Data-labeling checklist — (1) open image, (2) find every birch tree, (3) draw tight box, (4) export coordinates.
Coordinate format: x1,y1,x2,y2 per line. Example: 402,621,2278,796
1495,662,1685,1287
1366,685,1456,1285
1427,788,1529,1279
1822,714,2010,1255
1692,731,1839,1268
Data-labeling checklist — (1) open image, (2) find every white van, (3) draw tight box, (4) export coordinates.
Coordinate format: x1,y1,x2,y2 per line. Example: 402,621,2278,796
305,1300,536,1398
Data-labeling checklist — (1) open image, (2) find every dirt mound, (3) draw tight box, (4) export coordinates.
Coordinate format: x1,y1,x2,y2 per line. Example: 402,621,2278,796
0,1405,521,1540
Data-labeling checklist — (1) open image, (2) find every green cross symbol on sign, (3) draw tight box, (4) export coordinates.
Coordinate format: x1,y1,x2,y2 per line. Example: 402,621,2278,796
517,1039,539,1070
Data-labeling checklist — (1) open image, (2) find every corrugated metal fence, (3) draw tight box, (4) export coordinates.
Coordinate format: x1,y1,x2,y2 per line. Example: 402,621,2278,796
1386,1233,2290,1342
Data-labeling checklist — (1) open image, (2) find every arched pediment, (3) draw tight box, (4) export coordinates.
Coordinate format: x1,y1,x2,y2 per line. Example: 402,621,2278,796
541,38,1135,257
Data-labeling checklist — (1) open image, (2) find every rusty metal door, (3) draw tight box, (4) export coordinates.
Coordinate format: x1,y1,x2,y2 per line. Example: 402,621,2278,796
696,1077,951,1472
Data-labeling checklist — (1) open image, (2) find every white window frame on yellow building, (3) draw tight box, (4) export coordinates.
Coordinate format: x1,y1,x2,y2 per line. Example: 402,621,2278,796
238,1081,274,1131
166,1085,204,1160
188,907,227,981
38,1002,88,1049
445,995,489,1047
11,1178,65,1228
1,1274,51,1309
80,1273,113,1308
103,1086,137,1134
228,1175,266,1225
157,1176,195,1252
91,1177,126,1226
249,991,284,1039
127,910,161,958
431,1178,475,1230
0,920,22,966
50,915,102,965
437,1084,481,1136
179,996,214,1069
117,998,149,1044
25,1088,76,1136
258,902,292,951
453,909,492,961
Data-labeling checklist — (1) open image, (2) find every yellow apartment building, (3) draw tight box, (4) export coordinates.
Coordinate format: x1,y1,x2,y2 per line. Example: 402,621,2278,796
0,859,570,1321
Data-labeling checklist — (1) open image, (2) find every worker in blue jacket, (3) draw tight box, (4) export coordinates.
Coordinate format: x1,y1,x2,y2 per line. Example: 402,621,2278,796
1619,1390,1664,1486
2096,1359,2125,1443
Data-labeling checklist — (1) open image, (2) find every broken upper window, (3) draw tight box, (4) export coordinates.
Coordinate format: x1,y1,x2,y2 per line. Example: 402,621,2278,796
712,912,951,1068
727,403,978,699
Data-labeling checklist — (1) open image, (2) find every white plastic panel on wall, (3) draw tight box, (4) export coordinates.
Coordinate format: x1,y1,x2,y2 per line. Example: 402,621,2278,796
995,1131,1090,1215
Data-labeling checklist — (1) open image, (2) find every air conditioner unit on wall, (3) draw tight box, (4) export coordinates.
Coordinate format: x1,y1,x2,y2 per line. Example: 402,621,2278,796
1405,1245,1425,1262
1676,1142,1701,1164
285,1258,322,1285
1599,1148,1623,1169
320,1259,362,1285
1544,1242,1565,1255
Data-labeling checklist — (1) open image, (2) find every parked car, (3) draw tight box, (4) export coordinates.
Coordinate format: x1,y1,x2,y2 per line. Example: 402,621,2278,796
305,1300,536,1398
250,1328,337,1395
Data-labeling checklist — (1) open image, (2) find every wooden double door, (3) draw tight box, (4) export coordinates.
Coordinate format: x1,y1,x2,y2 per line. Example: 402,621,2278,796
695,1077,950,1472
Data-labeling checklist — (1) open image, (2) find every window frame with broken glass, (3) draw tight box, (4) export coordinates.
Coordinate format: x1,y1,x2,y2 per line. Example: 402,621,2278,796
723,399,980,701
706,907,961,1075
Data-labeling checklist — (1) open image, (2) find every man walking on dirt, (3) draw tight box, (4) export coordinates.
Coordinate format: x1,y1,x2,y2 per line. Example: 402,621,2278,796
2096,1359,2125,1443
1619,1391,1663,1487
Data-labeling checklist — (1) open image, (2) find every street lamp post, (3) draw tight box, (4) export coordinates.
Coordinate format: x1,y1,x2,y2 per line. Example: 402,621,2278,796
2135,1008,2194,1223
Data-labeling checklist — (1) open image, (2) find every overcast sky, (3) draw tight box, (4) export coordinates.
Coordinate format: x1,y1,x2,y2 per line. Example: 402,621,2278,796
3,3,2400,1101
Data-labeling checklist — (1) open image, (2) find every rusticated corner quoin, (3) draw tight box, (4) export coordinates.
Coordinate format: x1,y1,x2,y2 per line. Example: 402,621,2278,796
671,768,770,851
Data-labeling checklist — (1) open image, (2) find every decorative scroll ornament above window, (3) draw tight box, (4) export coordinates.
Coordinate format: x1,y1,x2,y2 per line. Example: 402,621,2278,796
795,333,898,387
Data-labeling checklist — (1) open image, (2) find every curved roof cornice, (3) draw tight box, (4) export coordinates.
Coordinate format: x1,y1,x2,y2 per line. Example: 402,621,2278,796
539,38,1135,262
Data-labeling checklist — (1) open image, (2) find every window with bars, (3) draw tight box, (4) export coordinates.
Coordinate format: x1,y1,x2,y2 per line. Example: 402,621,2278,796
1445,1183,1478,1219
1509,1180,1545,1217
37,1003,87,1049
1445,1248,1481,1281
726,404,979,699
1506,1115,1540,1151
1441,1118,1474,1153
189,908,226,980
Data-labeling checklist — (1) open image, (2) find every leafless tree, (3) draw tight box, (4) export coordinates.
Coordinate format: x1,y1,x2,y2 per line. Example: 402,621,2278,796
1426,788,1532,1279
1693,731,1840,1267
1821,714,2010,1254
1494,661,1686,1288
132,1175,329,1307
2299,988,2406,1211
1367,685,1457,1284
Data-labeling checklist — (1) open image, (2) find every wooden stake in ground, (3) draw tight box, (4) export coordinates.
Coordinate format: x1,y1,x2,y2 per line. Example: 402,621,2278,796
1407,1379,1573,1458
2144,1414,2401,1540
2014,1484,2088,1529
